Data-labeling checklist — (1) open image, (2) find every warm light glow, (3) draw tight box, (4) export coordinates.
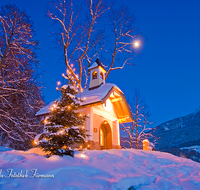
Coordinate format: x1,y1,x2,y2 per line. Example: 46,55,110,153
68,106,71,109
100,72,104,80
71,64,74,67
135,42,139,46
51,104,57,111
103,99,112,112
100,128,104,146
63,145,67,149
133,41,140,48
56,87,59,90
87,144,90,148
80,145,83,149
34,140,38,145
75,153,89,159
79,154,86,158
44,137,48,141
92,71,97,80
60,130,64,134
79,114,82,117
57,81,61,86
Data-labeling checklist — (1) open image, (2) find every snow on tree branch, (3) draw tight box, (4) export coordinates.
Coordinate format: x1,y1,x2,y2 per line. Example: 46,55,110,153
48,0,141,90
120,89,153,149
0,4,44,149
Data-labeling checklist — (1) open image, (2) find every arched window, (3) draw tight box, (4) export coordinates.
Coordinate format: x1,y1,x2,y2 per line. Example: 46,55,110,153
100,72,104,80
92,71,97,79
100,128,105,147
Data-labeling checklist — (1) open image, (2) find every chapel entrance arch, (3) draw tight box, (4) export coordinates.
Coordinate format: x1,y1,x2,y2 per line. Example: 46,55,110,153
99,121,112,149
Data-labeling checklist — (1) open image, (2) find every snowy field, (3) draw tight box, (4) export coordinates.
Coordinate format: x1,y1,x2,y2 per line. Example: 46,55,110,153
0,148,200,190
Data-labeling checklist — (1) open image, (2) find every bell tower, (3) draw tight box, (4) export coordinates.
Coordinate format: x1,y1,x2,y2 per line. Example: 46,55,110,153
88,58,106,90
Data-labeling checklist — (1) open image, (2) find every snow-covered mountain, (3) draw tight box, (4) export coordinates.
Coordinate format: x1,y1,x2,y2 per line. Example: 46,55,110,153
150,107,200,162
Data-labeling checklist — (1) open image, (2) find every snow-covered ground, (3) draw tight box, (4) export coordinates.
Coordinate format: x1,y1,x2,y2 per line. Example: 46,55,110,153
0,147,200,190
181,145,200,153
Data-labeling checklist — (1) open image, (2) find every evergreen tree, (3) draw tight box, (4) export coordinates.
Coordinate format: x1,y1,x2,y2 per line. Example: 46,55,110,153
37,84,88,157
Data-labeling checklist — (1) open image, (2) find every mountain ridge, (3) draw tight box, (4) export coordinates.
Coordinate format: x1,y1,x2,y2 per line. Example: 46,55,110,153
150,106,200,162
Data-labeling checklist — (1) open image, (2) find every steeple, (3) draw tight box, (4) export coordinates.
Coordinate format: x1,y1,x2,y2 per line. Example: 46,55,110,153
88,58,106,90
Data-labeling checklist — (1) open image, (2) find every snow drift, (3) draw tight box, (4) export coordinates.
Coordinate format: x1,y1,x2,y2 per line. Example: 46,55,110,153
0,148,200,190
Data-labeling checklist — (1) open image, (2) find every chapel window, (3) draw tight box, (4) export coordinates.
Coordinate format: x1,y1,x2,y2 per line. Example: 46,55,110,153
100,128,104,146
92,71,97,79
100,72,104,80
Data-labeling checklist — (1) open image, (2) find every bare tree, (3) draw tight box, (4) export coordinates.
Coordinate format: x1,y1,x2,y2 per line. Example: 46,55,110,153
0,4,44,149
47,0,140,90
105,5,138,80
120,89,153,149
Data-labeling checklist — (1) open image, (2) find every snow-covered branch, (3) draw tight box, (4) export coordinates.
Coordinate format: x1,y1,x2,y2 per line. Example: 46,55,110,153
105,6,138,80
120,89,153,149
0,4,44,149
48,0,141,90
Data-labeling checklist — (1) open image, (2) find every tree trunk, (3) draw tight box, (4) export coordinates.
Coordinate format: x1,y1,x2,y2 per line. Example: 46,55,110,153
136,124,138,149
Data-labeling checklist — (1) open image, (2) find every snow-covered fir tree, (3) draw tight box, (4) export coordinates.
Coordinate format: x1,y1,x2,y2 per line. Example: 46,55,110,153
37,84,88,157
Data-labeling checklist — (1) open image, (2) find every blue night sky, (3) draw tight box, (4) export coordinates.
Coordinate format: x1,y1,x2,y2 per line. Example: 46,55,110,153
1,0,200,126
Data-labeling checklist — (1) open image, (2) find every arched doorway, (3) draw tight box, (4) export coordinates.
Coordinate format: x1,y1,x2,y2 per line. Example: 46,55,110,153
99,121,112,149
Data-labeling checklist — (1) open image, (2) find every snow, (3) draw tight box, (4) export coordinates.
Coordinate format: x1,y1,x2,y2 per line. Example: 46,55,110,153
0,147,200,190
36,83,121,116
78,83,121,105
66,93,76,99
181,145,200,153
164,126,169,131
35,100,55,116
191,106,200,120
143,139,149,143
62,84,77,92
88,62,98,70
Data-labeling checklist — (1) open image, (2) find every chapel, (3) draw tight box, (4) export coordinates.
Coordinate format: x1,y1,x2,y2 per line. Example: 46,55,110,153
36,58,133,150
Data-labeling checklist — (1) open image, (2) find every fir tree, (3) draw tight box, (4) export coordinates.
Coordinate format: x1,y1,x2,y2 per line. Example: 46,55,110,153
37,84,88,157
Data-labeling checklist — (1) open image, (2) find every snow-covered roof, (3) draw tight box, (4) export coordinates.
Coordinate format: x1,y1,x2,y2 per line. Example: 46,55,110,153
88,62,98,70
35,100,55,116
77,83,121,106
88,58,106,72
36,83,121,116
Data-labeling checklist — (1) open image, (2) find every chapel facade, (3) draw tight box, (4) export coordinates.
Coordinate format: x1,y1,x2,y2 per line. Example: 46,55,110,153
36,58,133,150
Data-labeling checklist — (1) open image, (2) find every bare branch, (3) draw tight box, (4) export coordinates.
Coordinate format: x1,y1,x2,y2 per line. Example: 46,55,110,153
0,4,44,148
120,89,153,149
